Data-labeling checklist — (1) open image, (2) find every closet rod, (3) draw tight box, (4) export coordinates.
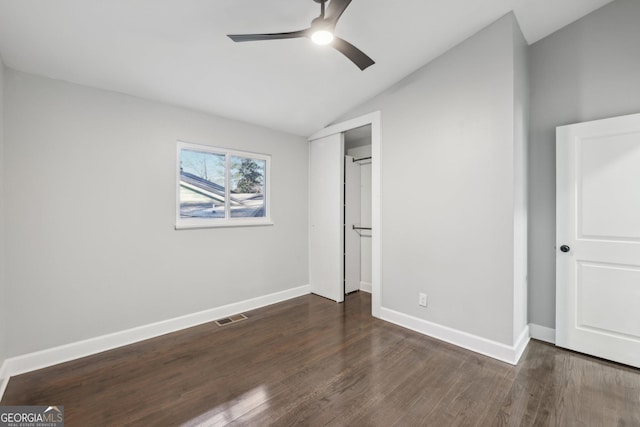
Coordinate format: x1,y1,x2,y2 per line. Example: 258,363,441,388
352,225,372,231
352,156,372,163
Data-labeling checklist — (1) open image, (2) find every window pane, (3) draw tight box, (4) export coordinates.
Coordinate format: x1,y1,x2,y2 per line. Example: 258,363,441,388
229,156,266,218
179,149,226,218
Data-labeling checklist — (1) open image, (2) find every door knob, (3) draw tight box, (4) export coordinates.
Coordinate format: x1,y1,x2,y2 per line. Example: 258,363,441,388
560,245,570,253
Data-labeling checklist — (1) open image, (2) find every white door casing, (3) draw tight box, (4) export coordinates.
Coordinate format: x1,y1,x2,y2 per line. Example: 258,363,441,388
309,133,344,302
344,155,361,294
556,113,640,368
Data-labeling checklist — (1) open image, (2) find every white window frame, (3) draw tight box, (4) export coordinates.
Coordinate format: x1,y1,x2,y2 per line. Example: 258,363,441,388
176,140,272,229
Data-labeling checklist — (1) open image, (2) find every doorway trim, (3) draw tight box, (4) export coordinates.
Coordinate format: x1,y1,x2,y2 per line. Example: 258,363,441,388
309,111,382,317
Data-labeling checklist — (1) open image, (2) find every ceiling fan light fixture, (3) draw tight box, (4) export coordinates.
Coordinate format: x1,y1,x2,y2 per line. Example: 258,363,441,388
311,29,334,45
227,0,375,70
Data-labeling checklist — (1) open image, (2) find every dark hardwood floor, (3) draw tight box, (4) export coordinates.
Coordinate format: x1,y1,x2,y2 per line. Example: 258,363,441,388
2,292,639,426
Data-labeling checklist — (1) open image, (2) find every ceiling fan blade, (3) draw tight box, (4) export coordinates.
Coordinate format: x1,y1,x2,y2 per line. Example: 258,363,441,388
331,37,374,70
228,30,308,42
326,0,352,25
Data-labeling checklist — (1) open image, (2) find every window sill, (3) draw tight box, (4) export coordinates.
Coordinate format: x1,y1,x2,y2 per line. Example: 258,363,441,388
175,219,274,230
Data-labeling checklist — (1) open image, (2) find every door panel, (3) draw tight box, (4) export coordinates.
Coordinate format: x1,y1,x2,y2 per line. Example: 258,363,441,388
556,113,640,368
309,134,344,302
579,132,640,239
577,262,640,338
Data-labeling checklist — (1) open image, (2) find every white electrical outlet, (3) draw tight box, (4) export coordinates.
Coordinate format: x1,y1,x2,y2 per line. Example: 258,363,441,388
419,293,428,307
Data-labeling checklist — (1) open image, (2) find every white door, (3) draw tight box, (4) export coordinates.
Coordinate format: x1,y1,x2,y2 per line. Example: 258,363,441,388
556,113,640,368
344,155,361,293
309,133,344,302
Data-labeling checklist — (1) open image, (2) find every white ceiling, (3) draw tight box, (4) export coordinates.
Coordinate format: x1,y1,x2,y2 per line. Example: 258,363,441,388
0,0,614,136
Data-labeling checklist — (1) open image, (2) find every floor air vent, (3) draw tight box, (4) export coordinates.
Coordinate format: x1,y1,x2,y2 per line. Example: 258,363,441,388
215,313,248,327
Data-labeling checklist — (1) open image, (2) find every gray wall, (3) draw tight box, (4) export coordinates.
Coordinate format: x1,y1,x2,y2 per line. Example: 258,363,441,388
3,70,308,357
528,0,640,328
512,19,529,342
338,14,525,345
0,57,6,367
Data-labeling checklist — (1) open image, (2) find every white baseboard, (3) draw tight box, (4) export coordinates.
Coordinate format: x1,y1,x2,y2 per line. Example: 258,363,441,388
529,323,556,344
513,326,531,364
379,307,530,365
359,281,372,293
2,285,311,381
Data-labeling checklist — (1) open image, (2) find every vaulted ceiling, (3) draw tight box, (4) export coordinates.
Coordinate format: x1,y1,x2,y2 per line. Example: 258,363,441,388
0,0,614,136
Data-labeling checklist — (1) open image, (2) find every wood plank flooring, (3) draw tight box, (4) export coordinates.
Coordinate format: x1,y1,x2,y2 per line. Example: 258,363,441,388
2,292,639,426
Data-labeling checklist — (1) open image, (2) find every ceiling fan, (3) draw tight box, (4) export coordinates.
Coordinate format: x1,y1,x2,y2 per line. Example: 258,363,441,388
227,0,375,71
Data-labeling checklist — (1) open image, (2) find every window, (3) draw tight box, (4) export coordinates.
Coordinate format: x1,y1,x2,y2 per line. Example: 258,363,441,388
176,141,271,229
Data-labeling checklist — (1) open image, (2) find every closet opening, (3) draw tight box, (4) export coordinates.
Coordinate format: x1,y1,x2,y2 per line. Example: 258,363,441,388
343,124,372,297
